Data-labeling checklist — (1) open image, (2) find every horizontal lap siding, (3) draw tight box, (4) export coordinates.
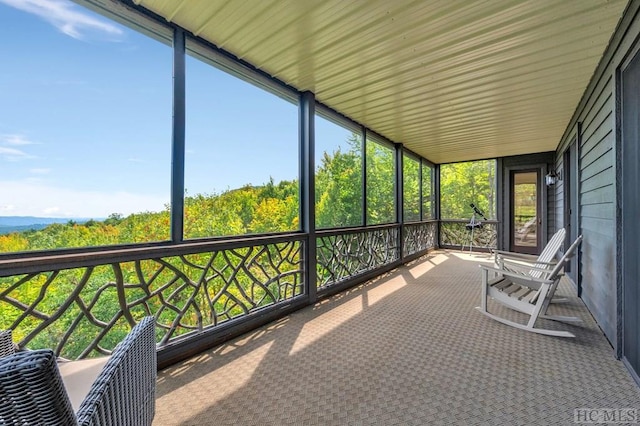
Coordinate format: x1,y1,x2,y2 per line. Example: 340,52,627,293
581,202,615,220
579,86,615,342
581,164,614,191
555,2,640,349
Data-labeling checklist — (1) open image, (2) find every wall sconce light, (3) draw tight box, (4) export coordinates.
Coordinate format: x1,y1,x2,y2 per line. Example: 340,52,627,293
545,170,558,186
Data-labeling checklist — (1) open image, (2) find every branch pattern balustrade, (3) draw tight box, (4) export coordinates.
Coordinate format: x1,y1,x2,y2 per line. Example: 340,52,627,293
0,237,304,360
403,221,437,257
316,226,400,289
1,222,440,363
439,220,498,250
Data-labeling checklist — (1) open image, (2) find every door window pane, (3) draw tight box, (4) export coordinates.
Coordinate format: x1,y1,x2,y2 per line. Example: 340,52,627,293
513,171,537,247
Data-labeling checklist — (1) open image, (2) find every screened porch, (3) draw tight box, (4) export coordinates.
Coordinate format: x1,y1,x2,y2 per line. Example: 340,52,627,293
1,0,640,424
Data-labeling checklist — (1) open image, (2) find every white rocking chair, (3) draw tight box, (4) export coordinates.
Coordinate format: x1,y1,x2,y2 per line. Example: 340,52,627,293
476,235,583,337
492,227,565,278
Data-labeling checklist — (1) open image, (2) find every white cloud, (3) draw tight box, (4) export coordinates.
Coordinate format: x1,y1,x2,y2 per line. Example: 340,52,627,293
52,80,88,87
43,206,60,214
29,168,51,174
0,180,168,218
0,147,27,156
0,135,37,161
25,177,45,184
0,146,32,161
0,0,124,41
1,134,36,146
0,204,15,212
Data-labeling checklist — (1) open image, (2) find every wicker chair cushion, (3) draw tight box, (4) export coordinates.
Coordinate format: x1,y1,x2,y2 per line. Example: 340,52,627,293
76,316,157,426
59,356,110,411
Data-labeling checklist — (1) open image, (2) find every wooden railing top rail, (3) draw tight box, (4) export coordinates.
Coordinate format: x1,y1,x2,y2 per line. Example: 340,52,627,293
440,219,499,224
0,232,306,277
316,220,437,238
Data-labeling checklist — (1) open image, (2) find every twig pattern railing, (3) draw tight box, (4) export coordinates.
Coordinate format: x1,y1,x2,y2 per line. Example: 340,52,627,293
1,222,440,361
439,220,498,249
316,225,400,289
0,237,304,359
403,221,437,257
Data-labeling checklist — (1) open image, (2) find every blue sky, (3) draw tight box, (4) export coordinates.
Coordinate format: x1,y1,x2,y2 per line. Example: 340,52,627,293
0,0,351,218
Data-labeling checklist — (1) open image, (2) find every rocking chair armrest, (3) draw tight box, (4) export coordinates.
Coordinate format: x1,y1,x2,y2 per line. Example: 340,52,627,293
495,254,560,268
501,259,557,270
490,261,554,277
500,256,558,265
479,264,553,285
492,250,540,261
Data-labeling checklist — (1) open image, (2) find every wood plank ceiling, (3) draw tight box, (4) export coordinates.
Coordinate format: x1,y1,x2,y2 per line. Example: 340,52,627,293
133,0,627,164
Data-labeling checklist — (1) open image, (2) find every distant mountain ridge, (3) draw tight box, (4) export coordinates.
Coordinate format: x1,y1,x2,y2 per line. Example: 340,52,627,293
0,216,95,235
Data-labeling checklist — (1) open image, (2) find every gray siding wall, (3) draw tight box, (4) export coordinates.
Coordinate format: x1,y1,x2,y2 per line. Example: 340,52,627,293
554,2,640,349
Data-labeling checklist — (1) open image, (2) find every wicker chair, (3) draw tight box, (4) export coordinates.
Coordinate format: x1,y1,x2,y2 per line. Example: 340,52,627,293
0,316,157,426
0,330,14,358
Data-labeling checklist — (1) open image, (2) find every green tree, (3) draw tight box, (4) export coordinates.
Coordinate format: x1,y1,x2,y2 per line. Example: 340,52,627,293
403,155,420,222
315,134,363,228
422,165,433,219
440,160,496,219
366,139,396,224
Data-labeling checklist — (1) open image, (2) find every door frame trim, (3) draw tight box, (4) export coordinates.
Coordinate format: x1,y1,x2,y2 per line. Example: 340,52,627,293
509,169,542,254
502,163,549,253
562,135,580,284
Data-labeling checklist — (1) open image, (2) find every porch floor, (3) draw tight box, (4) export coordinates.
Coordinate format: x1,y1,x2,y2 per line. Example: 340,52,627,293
154,250,640,425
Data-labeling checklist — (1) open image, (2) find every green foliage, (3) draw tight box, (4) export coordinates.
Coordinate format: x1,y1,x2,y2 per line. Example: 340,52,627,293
423,165,433,219
403,155,420,222
440,160,496,219
0,133,448,252
0,181,302,252
104,213,123,226
0,133,496,360
366,140,396,224
514,182,536,226
184,179,299,238
315,134,363,228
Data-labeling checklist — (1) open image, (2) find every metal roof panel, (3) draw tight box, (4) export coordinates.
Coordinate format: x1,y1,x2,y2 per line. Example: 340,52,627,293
135,0,627,163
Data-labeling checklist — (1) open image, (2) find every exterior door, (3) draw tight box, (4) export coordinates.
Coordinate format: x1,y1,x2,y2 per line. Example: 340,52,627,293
621,46,640,382
510,170,541,254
